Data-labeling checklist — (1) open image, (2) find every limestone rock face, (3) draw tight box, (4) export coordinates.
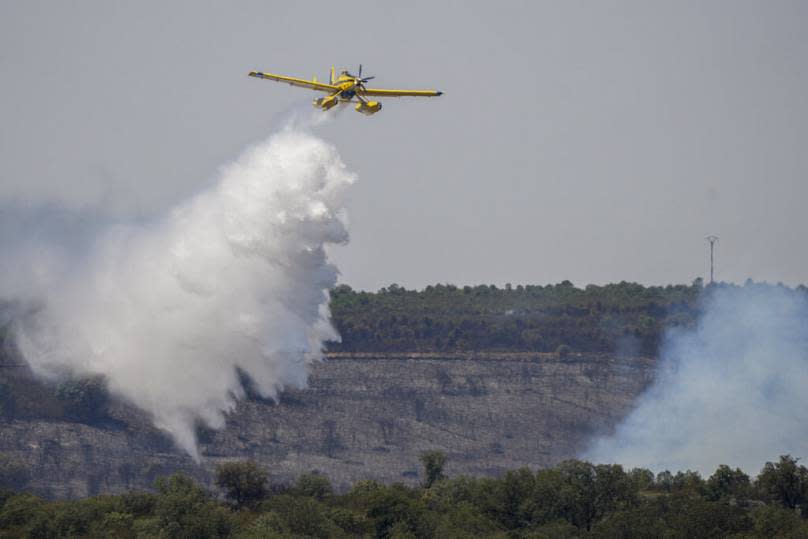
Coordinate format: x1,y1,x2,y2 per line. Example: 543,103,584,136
0,353,655,498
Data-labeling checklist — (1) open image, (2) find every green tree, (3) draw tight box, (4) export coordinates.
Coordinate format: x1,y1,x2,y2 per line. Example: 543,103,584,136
589,505,668,538
433,502,503,539
94,511,135,539
119,490,157,517
526,468,567,526
261,494,344,538
293,472,333,501
486,468,535,530
555,460,636,531
628,467,655,492
0,493,44,530
669,469,705,495
215,460,268,509
655,470,674,492
154,473,233,538
419,450,448,489
755,455,808,511
238,511,287,538
662,493,751,537
327,507,371,537
749,504,806,538
365,485,435,539
706,464,750,501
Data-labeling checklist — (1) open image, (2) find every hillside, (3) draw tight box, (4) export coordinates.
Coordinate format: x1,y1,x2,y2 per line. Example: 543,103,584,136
3,280,802,498
0,349,654,498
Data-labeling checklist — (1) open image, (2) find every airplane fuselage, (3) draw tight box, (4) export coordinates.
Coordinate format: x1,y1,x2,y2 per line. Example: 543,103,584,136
315,71,382,115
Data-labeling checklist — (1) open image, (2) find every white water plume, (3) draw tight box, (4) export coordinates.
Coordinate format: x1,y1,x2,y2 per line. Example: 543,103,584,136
584,284,808,474
11,116,355,459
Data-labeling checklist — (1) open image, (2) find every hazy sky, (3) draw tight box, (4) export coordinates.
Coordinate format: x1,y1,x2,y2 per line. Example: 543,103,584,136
2,1,806,291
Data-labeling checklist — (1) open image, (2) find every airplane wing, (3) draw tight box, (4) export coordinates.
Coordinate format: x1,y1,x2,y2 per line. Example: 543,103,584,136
357,88,443,98
249,71,338,93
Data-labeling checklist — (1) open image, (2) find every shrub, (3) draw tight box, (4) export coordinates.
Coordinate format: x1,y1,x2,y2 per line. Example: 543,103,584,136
93,511,135,538
0,493,43,529
215,461,268,509
154,473,233,538
419,450,448,489
293,472,333,501
262,494,341,538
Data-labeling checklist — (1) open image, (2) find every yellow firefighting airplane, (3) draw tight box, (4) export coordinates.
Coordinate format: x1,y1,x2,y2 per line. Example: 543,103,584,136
248,65,442,115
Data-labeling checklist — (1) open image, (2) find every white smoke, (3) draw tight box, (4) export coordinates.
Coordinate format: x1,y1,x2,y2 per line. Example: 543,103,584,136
585,284,808,474
11,115,355,459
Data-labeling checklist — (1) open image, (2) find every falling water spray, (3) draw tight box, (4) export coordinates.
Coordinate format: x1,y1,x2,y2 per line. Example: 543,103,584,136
12,114,355,460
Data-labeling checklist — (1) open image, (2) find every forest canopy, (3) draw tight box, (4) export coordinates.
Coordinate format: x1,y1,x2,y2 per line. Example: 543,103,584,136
1,454,807,538
328,280,805,355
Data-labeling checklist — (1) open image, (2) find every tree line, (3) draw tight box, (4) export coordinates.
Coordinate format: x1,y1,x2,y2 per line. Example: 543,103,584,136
2,452,807,538
328,280,807,355
3,281,806,360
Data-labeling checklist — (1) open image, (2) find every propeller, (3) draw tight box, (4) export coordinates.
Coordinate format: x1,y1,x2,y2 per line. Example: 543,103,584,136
353,65,375,88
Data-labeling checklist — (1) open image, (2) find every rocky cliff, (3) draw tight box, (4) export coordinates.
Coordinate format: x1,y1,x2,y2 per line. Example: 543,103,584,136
0,352,655,498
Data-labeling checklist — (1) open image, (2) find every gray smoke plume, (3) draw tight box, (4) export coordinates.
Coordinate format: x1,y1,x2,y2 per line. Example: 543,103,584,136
9,115,355,459
585,284,808,474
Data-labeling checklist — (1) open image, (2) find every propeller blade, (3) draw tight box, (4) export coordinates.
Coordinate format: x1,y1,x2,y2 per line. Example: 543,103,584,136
358,64,362,77
361,76,375,82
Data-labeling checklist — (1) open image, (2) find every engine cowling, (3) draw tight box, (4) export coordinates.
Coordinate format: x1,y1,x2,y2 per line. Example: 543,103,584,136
314,95,340,111
355,101,382,115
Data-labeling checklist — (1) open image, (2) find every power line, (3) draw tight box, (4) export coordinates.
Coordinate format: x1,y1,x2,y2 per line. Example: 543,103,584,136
705,235,719,284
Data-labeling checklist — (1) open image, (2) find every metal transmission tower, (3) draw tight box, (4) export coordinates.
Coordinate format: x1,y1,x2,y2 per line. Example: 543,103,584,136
705,235,719,284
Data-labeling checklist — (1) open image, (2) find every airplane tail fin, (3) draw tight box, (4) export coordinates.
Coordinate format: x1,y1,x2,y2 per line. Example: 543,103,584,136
330,66,335,85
